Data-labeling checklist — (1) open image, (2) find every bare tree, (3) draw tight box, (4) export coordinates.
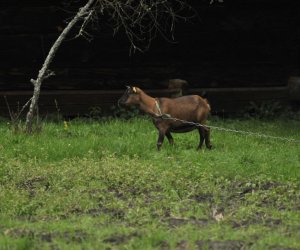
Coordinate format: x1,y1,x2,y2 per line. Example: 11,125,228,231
25,0,194,133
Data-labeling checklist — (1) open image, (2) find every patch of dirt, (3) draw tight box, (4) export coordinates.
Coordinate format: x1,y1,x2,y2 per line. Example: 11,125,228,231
230,211,282,229
236,181,283,191
176,240,189,250
264,218,282,226
191,193,213,203
268,245,299,250
17,176,49,190
39,232,53,242
228,181,282,200
156,240,170,250
4,228,34,238
4,228,88,243
107,187,127,200
86,207,125,219
195,240,248,250
24,215,59,222
66,206,125,219
61,230,89,243
69,207,83,215
230,218,281,229
202,180,300,221
17,176,50,198
103,232,139,245
164,216,209,228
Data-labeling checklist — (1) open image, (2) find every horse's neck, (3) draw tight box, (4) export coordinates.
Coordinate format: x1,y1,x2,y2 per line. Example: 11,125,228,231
139,91,156,115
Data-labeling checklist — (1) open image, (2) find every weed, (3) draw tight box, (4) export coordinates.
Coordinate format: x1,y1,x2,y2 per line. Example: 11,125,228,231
243,101,283,119
110,105,141,119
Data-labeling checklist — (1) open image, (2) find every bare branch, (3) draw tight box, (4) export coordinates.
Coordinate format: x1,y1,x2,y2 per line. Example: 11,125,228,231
30,79,37,85
92,0,195,53
44,69,56,79
72,9,96,41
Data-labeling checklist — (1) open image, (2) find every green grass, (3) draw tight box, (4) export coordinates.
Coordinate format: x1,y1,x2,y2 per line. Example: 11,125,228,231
0,117,299,249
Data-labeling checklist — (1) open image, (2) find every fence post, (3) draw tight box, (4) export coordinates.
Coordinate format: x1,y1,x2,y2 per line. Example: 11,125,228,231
168,79,188,97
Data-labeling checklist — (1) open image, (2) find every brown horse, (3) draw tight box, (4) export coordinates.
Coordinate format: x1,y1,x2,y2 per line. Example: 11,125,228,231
119,86,212,151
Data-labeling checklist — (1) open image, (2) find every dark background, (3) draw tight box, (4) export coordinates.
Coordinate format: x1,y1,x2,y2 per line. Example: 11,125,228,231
0,0,299,115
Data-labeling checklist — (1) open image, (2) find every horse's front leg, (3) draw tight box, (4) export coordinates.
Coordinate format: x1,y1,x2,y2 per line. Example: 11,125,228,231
157,129,166,151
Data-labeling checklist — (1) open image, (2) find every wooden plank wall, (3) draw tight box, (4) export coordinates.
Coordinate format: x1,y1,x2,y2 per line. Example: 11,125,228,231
0,87,290,117
0,0,299,116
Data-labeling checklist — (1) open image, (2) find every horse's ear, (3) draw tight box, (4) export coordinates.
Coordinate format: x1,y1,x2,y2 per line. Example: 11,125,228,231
132,87,137,93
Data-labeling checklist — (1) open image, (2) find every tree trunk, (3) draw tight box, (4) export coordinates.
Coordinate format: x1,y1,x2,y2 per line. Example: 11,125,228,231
25,0,96,133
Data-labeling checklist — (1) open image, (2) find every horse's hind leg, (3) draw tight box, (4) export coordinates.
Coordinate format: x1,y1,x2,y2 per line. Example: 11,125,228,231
197,109,212,150
204,127,212,149
166,131,174,145
197,127,205,150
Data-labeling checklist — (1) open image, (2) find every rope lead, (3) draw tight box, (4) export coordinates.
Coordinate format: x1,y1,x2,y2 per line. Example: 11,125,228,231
160,116,300,144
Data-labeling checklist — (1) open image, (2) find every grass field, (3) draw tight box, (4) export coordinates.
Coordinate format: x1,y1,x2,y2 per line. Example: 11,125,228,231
0,117,299,250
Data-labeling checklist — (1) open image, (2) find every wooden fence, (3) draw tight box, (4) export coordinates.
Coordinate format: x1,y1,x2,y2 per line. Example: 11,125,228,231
1,83,298,118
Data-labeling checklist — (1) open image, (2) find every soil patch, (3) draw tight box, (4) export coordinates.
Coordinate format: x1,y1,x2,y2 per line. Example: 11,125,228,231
4,228,34,238
4,228,88,243
191,193,213,203
103,232,139,245
164,216,209,228
230,211,282,229
268,245,298,250
156,240,170,250
66,206,125,219
176,240,189,250
195,240,248,250
17,176,50,198
87,207,125,219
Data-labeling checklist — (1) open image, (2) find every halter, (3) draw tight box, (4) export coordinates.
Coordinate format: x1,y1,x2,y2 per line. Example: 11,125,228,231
155,98,162,116
154,98,171,118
